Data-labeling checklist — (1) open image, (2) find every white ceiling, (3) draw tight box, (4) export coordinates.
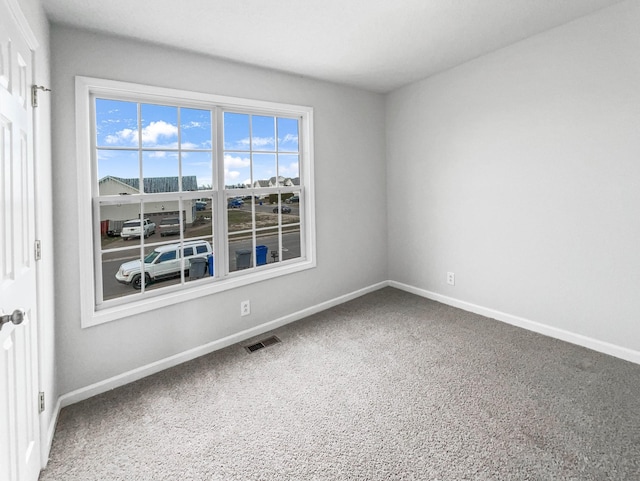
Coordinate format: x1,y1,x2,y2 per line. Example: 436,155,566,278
42,0,625,93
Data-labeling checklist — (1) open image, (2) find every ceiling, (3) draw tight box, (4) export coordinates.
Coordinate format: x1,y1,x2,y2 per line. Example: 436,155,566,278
42,0,625,93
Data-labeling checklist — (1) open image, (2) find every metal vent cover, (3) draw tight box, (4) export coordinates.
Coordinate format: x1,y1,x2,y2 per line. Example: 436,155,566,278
245,335,281,353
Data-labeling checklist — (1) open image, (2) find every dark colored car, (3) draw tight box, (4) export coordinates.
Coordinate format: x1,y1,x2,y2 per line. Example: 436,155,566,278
273,206,292,214
227,198,244,208
285,195,299,204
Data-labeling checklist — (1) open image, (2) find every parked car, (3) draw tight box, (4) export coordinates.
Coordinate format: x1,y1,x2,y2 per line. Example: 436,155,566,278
285,195,299,204
106,219,124,237
195,201,207,211
227,198,244,208
158,217,186,237
115,240,212,289
273,206,292,214
120,218,156,239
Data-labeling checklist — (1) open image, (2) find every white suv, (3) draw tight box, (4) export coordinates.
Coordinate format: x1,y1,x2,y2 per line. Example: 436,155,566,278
115,240,212,289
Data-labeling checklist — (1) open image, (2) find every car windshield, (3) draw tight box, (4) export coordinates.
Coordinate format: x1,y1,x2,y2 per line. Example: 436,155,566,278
161,218,179,225
144,250,160,264
124,221,140,227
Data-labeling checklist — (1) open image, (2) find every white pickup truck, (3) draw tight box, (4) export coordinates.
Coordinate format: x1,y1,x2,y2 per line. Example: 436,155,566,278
120,218,156,239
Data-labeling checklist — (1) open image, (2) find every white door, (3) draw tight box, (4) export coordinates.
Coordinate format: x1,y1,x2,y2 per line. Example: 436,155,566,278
0,0,41,480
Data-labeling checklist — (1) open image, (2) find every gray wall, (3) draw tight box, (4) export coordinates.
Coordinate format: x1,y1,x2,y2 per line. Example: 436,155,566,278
51,25,387,394
386,1,640,353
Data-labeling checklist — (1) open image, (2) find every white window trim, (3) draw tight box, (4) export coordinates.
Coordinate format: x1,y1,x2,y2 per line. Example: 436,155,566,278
75,76,316,327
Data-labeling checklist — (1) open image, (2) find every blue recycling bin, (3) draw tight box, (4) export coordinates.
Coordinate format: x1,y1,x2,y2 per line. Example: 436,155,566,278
256,245,268,266
207,254,214,276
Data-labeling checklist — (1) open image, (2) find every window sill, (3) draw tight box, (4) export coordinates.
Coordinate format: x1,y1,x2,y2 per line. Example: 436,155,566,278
82,258,316,328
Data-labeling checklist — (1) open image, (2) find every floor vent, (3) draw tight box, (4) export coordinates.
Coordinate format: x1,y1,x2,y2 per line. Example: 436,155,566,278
245,336,281,353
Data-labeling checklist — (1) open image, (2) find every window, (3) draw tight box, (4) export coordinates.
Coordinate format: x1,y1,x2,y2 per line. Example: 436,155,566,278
76,77,315,326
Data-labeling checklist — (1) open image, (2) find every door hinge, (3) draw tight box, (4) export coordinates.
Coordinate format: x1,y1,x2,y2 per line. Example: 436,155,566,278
31,85,51,108
34,239,41,261
39,392,45,413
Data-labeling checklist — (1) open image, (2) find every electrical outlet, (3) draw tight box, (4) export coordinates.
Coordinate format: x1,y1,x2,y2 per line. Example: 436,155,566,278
240,300,251,316
447,272,455,286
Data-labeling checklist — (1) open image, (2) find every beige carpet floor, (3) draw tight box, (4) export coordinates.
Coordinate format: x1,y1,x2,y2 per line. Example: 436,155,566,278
40,287,640,480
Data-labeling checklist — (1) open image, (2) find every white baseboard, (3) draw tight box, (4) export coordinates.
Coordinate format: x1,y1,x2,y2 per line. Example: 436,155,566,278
58,281,388,409
389,280,640,365
40,396,62,468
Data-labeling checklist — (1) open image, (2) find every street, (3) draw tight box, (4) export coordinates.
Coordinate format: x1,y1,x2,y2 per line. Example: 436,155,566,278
101,230,301,301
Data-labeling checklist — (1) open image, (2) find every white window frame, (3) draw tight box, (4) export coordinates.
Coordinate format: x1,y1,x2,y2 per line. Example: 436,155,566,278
75,76,316,327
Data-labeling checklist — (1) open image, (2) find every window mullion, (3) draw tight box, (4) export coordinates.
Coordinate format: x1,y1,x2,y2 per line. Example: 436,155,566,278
215,107,227,277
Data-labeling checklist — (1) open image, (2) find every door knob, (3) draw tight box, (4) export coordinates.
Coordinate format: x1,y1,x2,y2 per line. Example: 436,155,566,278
0,309,25,331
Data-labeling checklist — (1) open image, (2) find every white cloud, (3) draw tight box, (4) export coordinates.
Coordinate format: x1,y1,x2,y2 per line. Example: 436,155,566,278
253,136,275,148
224,154,250,168
105,128,136,144
234,136,275,149
280,134,298,146
183,121,203,129
105,120,178,146
279,161,299,177
142,121,178,144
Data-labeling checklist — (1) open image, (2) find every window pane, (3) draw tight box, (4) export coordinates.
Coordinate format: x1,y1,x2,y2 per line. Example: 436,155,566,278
184,239,213,284
252,153,276,186
278,154,299,182
158,212,186,239
257,195,279,230
141,240,184,292
224,153,250,188
227,194,251,233
280,195,300,226
99,202,142,250
282,227,301,262
182,152,212,191
95,98,138,148
188,197,213,242
97,150,139,188
141,104,178,148
180,108,211,150
251,115,275,151
103,247,144,301
256,228,278,266
142,151,180,193
224,112,249,151
277,117,298,152
229,233,253,272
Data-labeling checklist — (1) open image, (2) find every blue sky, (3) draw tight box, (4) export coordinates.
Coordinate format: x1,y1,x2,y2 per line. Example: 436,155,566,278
96,99,299,189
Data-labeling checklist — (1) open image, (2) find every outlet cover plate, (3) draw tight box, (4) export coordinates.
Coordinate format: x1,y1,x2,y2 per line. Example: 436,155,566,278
241,300,251,316
447,272,455,286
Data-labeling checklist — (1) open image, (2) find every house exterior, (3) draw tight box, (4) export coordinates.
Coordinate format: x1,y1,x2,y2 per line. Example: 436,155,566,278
98,176,198,229
252,177,300,188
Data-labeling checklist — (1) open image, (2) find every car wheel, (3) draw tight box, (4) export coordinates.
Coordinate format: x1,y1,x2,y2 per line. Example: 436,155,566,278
131,273,150,290
132,275,142,289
